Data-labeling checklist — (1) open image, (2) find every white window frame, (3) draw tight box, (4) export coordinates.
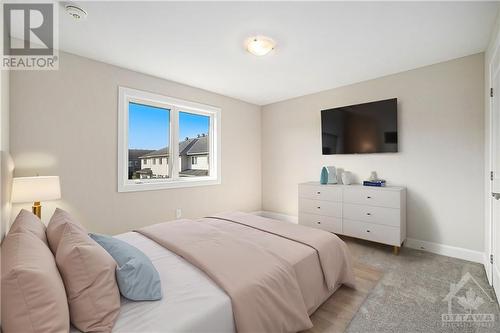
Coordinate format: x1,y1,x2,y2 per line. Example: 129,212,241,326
118,87,221,192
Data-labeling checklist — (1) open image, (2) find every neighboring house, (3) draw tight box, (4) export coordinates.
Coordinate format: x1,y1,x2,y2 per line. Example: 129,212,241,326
137,135,209,179
179,135,209,175
138,147,169,178
128,149,154,179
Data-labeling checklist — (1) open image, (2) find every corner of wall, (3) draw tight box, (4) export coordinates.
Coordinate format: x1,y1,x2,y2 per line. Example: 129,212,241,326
259,104,265,211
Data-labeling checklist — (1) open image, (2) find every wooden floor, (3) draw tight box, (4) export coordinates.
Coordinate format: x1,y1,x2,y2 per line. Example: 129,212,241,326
303,262,383,333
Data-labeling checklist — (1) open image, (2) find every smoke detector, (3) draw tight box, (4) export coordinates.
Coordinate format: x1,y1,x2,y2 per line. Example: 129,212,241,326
65,5,88,21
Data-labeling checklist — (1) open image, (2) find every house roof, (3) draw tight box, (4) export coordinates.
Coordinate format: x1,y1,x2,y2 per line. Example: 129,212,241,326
139,147,169,158
129,149,155,159
138,136,208,159
186,136,208,155
179,138,198,155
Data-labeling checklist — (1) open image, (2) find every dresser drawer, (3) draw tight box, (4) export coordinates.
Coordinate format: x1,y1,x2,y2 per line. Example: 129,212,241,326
299,213,342,233
299,198,342,217
343,203,400,227
299,184,342,202
343,219,401,246
343,188,401,208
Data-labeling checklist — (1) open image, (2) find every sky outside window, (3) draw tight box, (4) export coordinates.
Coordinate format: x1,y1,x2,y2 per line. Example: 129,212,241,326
128,103,210,149
128,102,170,150
179,111,210,140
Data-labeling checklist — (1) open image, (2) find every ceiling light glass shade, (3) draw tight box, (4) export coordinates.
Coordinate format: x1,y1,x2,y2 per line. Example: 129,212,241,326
246,36,276,56
11,176,61,203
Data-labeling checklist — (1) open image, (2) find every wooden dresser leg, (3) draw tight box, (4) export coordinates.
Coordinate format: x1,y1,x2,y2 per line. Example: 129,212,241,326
393,246,400,255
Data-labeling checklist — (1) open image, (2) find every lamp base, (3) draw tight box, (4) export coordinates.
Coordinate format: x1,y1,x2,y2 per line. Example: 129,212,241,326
32,202,42,219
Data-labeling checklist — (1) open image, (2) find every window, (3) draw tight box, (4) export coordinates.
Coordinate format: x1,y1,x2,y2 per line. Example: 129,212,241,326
179,112,209,177
118,87,221,192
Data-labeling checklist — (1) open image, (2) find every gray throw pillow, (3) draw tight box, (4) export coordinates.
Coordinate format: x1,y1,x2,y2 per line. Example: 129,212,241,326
89,233,162,301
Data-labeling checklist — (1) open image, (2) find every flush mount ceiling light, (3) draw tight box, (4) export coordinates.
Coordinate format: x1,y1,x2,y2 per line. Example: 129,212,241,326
245,36,276,56
65,4,88,21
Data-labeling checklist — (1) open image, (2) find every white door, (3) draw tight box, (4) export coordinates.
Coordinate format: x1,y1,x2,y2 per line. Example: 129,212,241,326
493,186,499,295
490,47,500,295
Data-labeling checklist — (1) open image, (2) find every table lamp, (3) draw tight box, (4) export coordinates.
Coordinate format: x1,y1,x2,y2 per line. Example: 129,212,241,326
11,176,61,219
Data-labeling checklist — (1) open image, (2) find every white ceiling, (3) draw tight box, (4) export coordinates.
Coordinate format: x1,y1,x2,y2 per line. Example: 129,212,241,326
53,1,499,105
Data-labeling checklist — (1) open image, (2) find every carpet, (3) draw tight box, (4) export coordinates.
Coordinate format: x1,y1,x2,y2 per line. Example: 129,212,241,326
343,237,500,333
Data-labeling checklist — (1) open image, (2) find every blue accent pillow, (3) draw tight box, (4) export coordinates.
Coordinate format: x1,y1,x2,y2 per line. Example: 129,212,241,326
89,233,162,301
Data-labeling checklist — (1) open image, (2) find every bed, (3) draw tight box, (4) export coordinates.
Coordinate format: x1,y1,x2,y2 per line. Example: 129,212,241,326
70,212,355,333
71,231,235,333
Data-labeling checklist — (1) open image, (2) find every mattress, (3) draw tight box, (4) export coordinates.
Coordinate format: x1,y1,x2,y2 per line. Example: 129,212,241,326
71,231,235,333
71,217,346,332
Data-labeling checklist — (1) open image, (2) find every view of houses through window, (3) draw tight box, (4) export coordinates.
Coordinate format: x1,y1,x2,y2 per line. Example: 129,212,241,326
128,103,210,180
128,102,170,180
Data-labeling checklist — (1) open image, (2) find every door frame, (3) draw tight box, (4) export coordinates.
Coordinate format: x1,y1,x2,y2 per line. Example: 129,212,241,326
487,34,500,288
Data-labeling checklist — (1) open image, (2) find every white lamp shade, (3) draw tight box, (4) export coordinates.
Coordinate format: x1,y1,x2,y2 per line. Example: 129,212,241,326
245,36,276,56
11,176,61,203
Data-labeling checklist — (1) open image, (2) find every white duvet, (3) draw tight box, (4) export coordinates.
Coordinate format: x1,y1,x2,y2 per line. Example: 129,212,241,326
71,232,235,333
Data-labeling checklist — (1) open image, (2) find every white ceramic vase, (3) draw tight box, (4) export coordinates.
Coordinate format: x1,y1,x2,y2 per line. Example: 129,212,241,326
341,171,352,185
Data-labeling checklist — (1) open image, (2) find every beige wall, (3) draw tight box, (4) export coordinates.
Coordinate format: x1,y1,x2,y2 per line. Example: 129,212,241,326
1,1,12,239
262,54,485,252
0,69,8,150
1,68,11,240
6,50,487,253
9,51,262,235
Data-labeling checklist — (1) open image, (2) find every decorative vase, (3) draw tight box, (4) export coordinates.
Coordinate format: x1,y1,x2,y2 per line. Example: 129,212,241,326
320,166,338,184
341,171,352,185
326,166,337,184
320,167,328,184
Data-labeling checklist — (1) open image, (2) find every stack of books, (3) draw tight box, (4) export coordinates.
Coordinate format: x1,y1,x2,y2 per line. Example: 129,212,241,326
363,180,386,187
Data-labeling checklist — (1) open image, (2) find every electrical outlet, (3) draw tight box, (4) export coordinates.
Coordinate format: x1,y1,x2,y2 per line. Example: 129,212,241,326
175,208,182,219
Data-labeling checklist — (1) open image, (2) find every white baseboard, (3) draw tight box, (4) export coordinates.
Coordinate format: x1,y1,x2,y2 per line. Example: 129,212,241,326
404,238,484,264
252,210,484,264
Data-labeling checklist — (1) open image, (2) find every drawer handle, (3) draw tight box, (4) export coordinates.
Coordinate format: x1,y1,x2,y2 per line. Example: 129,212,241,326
317,191,321,194
366,230,371,233
366,213,371,216
367,196,372,199
317,221,321,224
317,206,321,209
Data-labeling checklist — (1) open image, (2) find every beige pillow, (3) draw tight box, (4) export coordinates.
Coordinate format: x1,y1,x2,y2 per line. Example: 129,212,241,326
1,229,70,333
47,208,120,332
46,208,87,254
9,209,47,244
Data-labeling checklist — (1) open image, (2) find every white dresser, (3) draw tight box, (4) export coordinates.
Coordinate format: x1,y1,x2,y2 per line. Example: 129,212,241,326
298,182,406,254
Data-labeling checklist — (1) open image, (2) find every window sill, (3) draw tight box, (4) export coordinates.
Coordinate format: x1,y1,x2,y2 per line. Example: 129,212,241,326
118,177,221,192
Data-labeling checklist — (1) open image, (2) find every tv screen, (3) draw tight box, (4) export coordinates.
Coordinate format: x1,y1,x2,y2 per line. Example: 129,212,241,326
321,98,398,154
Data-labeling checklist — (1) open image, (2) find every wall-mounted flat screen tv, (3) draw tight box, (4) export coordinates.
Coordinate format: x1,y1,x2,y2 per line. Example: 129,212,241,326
321,98,398,154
